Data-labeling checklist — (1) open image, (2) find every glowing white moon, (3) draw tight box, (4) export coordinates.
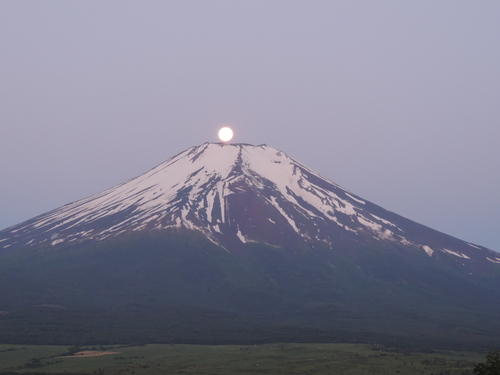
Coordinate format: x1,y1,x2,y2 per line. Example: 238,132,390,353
218,127,233,142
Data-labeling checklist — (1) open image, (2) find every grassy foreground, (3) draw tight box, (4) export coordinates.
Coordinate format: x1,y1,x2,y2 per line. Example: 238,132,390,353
0,343,485,375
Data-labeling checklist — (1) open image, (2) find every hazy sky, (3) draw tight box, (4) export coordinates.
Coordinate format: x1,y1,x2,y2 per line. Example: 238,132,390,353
1,1,499,251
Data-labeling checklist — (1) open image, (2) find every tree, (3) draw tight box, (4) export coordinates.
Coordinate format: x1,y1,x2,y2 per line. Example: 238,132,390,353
473,351,500,375
25,358,42,368
67,345,81,354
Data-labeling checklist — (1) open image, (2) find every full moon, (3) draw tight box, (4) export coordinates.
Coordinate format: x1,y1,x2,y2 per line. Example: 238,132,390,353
218,127,234,142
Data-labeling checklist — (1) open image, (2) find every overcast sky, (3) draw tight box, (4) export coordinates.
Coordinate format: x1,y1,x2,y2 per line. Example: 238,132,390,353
1,1,499,251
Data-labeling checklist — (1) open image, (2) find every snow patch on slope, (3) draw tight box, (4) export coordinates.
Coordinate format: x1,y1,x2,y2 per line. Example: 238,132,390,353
269,196,300,235
357,216,394,240
443,249,470,259
345,193,365,205
236,227,246,243
422,245,434,257
467,243,481,250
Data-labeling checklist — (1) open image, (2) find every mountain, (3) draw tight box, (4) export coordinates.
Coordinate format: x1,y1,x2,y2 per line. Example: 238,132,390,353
0,142,499,349
2,142,498,266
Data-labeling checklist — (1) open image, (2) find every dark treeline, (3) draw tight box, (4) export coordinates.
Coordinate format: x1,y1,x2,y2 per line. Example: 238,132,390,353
1,305,499,351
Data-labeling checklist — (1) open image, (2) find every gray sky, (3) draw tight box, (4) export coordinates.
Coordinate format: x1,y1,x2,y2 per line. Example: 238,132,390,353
1,1,499,251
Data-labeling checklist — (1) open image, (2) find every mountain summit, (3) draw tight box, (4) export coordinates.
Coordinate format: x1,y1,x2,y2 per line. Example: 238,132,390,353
1,142,497,266
1,143,499,348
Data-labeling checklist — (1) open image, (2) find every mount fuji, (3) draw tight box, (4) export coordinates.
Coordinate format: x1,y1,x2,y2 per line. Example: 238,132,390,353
0,143,499,348
1,142,497,265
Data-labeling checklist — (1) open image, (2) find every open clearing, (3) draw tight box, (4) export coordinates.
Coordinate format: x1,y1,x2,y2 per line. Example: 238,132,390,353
61,350,120,358
0,343,485,375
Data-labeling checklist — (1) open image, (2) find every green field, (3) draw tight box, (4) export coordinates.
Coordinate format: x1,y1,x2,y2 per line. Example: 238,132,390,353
0,343,485,375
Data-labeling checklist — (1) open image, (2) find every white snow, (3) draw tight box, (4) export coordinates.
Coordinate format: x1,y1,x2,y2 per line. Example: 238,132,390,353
216,181,226,223
357,216,393,240
369,214,399,230
345,193,365,205
358,216,383,232
398,237,412,246
205,190,216,223
442,249,470,259
269,196,300,234
422,245,434,257
467,243,481,250
236,227,246,243
487,257,500,264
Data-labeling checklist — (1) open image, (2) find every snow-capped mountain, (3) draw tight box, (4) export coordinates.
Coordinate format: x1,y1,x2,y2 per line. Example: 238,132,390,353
1,142,500,349
0,142,498,267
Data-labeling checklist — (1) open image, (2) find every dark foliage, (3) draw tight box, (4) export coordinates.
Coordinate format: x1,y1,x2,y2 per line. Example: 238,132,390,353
474,351,500,375
0,231,500,350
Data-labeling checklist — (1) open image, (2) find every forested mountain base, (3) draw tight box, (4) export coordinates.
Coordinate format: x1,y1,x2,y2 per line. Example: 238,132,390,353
1,305,499,351
1,234,500,351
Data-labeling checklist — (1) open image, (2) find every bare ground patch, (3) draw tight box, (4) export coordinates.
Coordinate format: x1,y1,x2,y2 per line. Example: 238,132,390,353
62,351,120,358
